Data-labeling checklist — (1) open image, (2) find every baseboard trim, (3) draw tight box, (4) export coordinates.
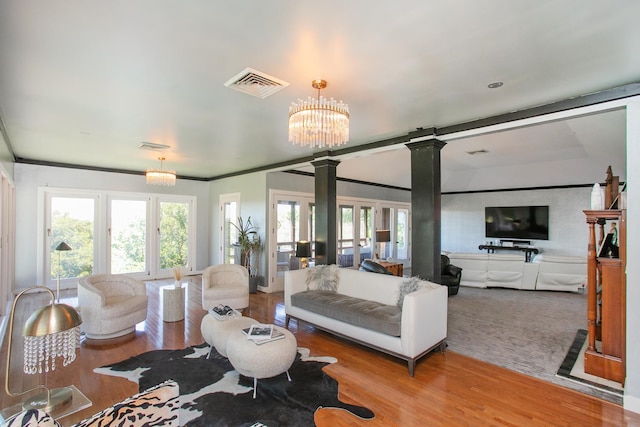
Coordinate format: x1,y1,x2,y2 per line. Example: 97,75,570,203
624,394,640,414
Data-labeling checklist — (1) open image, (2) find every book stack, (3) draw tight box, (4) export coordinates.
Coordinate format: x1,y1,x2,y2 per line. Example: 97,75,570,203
210,305,241,320
242,324,285,345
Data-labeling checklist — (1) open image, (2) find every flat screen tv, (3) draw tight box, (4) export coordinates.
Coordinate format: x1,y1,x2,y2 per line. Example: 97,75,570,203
485,205,549,241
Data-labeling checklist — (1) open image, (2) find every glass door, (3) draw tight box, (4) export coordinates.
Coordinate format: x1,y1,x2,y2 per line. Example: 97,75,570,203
377,204,411,266
108,197,149,277
46,195,98,288
219,194,240,264
268,191,314,291
275,200,300,275
156,198,194,278
337,200,374,269
338,205,355,267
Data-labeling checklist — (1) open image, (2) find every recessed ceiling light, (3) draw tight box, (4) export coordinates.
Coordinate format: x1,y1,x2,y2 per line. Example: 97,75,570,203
488,82,503,89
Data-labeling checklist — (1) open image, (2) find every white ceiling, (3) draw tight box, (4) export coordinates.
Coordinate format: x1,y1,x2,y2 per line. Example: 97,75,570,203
0,1,637,191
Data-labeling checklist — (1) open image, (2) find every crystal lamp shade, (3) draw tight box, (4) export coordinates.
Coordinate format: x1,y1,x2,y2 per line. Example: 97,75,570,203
145,169,176,186
288,80,349,149
23,303,82,374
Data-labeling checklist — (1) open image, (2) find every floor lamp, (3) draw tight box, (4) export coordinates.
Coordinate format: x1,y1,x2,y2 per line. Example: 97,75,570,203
4,286,82,413
54,242,72,302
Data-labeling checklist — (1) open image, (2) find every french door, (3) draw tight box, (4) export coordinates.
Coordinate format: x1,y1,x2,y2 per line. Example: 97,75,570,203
268,191,314,291
337,201,374,268
42,189,195,285
378,204,410,266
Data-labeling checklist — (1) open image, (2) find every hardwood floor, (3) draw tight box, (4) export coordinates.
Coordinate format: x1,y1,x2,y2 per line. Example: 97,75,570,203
2,276,640,426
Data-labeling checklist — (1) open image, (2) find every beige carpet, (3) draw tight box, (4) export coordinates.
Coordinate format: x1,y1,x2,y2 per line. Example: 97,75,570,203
446,286,622,404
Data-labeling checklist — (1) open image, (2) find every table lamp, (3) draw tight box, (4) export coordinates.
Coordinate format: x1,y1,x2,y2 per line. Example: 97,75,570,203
4,286,82,412
375,230,391,260
295,241,312,269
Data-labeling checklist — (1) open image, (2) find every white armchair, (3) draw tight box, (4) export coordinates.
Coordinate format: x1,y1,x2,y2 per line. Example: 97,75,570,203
78,274,148,339
201,264,249,311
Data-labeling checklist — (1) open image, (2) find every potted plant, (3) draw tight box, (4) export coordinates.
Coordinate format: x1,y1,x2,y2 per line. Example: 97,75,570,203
232,216,264,293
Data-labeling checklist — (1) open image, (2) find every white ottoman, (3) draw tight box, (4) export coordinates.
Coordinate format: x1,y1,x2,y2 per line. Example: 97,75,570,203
226,325,297,398
200,314,257,358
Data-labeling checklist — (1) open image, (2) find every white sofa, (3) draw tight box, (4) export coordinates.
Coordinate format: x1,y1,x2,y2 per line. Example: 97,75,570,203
284,266,448,376
532,255,587,292
447,252,586,292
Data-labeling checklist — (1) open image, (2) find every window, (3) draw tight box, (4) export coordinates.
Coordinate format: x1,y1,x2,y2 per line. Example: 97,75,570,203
109,198,148,274
41,189,196,283
47,195,97,284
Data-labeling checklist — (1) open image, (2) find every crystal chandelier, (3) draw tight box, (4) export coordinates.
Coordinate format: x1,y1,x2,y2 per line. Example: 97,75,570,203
146,156,176,186
288,80,350,149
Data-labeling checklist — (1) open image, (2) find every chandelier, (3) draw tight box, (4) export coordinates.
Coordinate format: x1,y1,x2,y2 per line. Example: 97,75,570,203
288,79,349,149
146,157,176,186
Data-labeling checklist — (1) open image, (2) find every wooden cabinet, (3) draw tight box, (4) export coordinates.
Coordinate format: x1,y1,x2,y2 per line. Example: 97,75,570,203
379,261,404,277
583,209,626,384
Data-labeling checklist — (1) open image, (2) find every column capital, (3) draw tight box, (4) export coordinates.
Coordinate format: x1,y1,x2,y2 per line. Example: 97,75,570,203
406,138,447,151
311,158,341,168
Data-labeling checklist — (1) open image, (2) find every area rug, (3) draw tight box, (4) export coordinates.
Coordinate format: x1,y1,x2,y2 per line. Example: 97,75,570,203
95,343,374,426
556,329,623,397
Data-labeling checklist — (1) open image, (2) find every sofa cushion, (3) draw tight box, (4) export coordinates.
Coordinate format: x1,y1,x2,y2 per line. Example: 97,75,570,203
397,277,423,308
305,265,340,292
291,290,402,336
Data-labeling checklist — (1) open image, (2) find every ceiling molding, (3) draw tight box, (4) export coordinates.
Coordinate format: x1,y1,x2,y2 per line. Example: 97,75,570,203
207,81,639,181
13,157,209,181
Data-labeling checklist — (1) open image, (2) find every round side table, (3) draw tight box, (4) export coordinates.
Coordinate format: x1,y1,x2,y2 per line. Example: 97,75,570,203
226,325,297,398
201,314,257,357
162,284,185,322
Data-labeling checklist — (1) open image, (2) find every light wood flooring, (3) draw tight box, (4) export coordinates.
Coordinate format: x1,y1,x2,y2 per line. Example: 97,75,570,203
2,276,640,426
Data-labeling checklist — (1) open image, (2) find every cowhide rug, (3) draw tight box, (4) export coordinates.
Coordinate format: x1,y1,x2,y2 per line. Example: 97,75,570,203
95,344,374,426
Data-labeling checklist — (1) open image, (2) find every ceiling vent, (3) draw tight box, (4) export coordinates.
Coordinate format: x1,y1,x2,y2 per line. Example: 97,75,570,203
139,142,171,151
467,149,489,155
224,67,289,99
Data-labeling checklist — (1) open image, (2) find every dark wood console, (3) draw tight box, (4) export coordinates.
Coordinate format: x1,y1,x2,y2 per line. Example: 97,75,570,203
478,244,539,262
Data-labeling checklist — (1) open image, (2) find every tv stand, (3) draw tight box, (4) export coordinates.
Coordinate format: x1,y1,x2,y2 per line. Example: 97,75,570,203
478,242,539,262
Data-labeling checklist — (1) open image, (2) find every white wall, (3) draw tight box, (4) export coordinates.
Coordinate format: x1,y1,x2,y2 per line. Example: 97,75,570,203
442,187,590,257
624,98,640,412
14,163,211,289
266,171,411,203
0,131,14,180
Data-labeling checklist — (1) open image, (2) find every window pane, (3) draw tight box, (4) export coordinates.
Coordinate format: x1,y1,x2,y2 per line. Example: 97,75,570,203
276,201,300,276
359,206,373,262
110,199,147,274
338,206,354,267
224,201,238,264
50,197,94,280
397,209,409,259
159,201,189,269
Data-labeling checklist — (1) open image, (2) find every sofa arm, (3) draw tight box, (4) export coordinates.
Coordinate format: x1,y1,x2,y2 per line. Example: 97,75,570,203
284,269,309,308
444,264,462,279
400,283,448,357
